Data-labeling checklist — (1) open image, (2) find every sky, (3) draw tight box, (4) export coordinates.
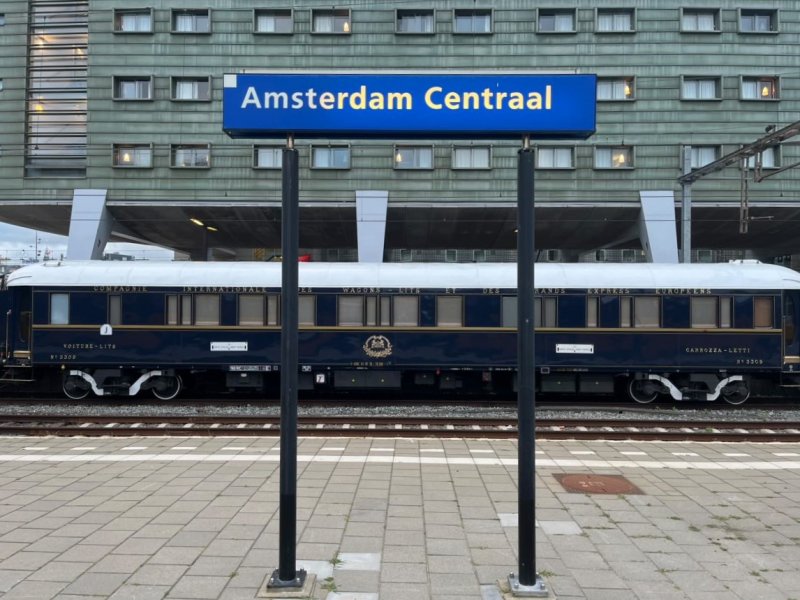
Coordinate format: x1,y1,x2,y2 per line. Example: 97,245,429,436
0,222,174,263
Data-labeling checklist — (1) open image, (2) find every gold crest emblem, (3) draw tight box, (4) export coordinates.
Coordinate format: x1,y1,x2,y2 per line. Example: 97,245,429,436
363,335,393,358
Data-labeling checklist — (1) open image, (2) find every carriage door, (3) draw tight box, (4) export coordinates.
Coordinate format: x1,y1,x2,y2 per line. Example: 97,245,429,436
12,288,32,359
783,291,800,367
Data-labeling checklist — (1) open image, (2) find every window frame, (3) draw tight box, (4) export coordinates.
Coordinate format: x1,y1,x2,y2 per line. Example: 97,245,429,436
739,9,779,34
395,9,435,35
740,76,780,101
311,8,351,35
596,77,635,102
112,76,153,101
253,145,283,170
170,144,211,169
746,146,780,170
311,145,351,170
393,145,434,170
453,8,493,35
113,8,153,34
171,8,212,35
687,145,721,169
170,76,212,102
452,145,492,170
595,8,636,33
536,146,575,170
594,146,634,170
680,8,720,33
112,143,153,169
537,8,577,34
253,8,294,35
680,76,722,101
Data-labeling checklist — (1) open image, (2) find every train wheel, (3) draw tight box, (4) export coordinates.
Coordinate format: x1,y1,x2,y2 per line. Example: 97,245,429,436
628,379,658,404
152,375,182,400
63,375,90,400
721,382,750,405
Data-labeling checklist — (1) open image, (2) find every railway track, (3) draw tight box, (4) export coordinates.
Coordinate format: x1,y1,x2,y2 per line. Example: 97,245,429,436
1,415,800,442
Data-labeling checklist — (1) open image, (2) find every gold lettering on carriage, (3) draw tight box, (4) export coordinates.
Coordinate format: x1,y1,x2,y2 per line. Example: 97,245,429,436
656,288,712,295
363,335,393,359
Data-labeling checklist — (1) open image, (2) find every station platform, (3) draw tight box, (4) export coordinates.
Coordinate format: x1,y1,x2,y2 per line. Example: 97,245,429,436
0,435,799,600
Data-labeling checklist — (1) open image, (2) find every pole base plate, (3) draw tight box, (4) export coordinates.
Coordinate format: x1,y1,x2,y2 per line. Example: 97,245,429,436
258,570,316,598
502,573,549,598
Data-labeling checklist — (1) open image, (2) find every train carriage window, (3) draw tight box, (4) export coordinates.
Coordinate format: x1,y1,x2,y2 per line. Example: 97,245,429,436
181,295,192,325
502,296,517,328
587,296,599,327
754,297,773,328
195,294,220,326
634,296,660,328
366,296,377,326
535,297,557,327
437,296,463,327
380,297,391,326
109,295,122,325
620,297,632,327
239,294,264,326
691,297,717,328
167,295,178,325
393,296,418,326
339,295,364,326
267,295,280,325
50,293,69,325
299,295,315,326
720,296,732,328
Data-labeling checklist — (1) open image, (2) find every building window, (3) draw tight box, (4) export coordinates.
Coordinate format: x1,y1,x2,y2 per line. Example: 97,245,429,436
50,293,69,325
747,147,779,169
596,9,635,32
113,144,152,168
394,145,433,170
597,77,634,101
172,9,211,33
171,77,211,101
681,77,721,100
114,8,152,33
254,9,293,34
681,9,720,32
171,144,210,168
595,146,633,169
740,9,778,33
453,9,492,34
0,79,3,92
0,14,5,26
312,145,350,169
741,77,779,100
538,9,576,33
396,9,434,34
312,9,350,34
688,145,720,169
113,76,152,101
254,146,282,169
536,147,574,169
452,146,490,170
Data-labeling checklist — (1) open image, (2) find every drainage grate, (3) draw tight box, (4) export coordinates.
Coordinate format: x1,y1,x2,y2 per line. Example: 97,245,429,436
554,473,643,495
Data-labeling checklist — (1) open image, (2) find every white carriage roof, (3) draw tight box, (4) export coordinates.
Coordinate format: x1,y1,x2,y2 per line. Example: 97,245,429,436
7,260,800,290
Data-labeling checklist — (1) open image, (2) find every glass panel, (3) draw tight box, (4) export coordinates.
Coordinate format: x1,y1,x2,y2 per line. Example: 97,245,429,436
502,296,517,328
338,296,364,326
634,297,659,328
453,147,489,169
691,297,717,328
437,296,462,327
720,297,732,328
542,298,557,327
239,294,264,326
267,295,280,325
109,295,121,325
587,296,598,327
395,146,432,169
50,293,69,325
620,297,632,327
167,295,178,325
114,145,151,167
366,296,377,326
299,295,315,326
393,296,418,326
380,297,391,326
256,10,292,33
397,11,434,33
195,294,219,326
257,147,282,168
181,295,192,325
538,147,572,168
754,297,773,328
313,147,350,168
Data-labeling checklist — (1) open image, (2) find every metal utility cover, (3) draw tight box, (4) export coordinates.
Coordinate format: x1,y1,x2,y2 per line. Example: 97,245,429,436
554,473,643,495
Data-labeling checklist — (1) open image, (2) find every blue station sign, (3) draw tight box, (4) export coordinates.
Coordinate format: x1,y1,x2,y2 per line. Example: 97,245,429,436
223,72,596,140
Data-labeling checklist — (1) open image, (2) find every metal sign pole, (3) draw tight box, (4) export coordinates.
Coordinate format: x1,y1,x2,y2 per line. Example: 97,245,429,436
266,139,306,591
509,139,548,597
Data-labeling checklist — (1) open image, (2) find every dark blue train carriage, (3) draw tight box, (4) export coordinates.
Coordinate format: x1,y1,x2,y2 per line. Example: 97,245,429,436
3,260,800,403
